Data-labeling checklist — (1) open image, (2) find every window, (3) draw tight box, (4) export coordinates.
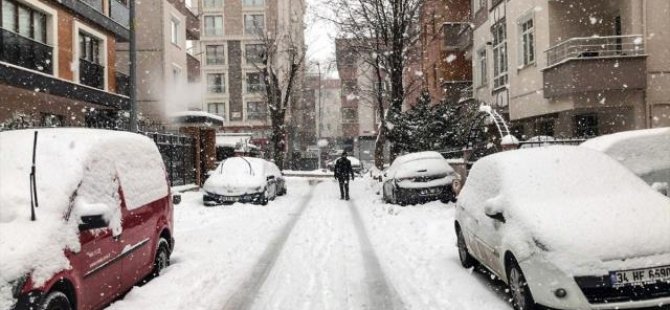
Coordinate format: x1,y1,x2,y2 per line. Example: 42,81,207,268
245,44,265,63
242,0,264,6
477,48,487,87
79,32,102,64
1,0,47,44
246,72,264,93
244,14,264,36
574,114,599,138
519,16,535,66
246,101,266,120
342,108,357,122
206,45,225,65
204,15,223,36
172,65,181,85
492,21,508,89
207,102,225,117
170,18,180,45
203,0,223,8
207,73,225,93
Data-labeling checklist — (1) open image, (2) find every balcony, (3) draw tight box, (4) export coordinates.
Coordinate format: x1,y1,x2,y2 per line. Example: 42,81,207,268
0,28,53,74
115,72,130,96
79,59,105,90
58,0,129,41
442,22,472,52
543,35,647,98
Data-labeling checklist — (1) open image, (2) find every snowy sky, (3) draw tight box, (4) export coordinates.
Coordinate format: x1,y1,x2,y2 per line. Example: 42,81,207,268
305,0,338,77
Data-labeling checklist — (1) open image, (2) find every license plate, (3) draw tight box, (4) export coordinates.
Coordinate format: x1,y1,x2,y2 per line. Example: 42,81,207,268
610,265,670,287
222,196,238,202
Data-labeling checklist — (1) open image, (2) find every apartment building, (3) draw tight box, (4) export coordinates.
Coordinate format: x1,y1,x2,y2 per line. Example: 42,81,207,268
472,0,670,139
115,0,201,130
196,0,305,143
417,0,472,105
335,38,385,148
0,0,130,129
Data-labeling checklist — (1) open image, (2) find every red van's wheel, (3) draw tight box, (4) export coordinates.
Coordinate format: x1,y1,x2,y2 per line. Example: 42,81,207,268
41,291,72,310
152,238,171,278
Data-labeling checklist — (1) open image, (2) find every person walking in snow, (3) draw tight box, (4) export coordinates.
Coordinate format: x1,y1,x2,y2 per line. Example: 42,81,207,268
334,151,355,200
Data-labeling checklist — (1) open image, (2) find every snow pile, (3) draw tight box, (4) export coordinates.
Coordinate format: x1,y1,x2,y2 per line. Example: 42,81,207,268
459,146,670,274
581,128,670,188
500,134,519,146
0,129,167,307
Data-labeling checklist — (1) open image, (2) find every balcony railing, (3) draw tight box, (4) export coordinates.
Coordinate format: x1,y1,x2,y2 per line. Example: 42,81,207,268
79,58,105,90
443,22,472,51
115,72,130,96
545,35,645,68
0,28,53,74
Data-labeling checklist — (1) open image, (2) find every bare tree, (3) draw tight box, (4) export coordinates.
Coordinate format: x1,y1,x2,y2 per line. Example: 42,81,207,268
249,17,306,169
325,0,423,168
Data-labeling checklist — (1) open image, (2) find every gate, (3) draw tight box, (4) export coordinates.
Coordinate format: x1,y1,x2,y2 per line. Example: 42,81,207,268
141,131,196,186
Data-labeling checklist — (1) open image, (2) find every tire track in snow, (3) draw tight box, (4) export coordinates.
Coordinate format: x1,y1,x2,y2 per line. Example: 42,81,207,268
348,200,406,310
221,180,319,310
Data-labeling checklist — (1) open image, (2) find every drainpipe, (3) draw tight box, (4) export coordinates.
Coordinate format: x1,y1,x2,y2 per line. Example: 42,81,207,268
129,0,138,132
642,0,651,128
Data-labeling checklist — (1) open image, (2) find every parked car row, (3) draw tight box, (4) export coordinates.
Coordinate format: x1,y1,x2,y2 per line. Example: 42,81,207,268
452,128,670,310
0,129,179,310
202,157,286,206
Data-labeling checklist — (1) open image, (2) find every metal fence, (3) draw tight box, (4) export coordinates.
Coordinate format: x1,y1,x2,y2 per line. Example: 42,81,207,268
140,131,196,186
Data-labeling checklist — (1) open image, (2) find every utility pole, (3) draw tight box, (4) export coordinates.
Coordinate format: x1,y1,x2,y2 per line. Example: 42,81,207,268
128,0,138,132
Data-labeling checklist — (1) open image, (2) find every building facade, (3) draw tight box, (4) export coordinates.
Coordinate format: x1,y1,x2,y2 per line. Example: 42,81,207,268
417,0,472,105
0,0,130,129
196,0,305,143
115,0,201,130
472,0,670,139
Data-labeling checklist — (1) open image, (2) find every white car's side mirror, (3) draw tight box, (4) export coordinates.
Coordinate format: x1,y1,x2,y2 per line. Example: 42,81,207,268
207,170,215,176
651,182,669,197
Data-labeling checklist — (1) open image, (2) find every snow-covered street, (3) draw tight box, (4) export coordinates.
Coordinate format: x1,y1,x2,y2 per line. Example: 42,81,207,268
107,177,511,310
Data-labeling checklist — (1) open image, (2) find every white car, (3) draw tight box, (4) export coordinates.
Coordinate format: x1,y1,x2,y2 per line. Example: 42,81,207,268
202,157,285,206
382,151,460,205
326,156,363,173
455,146,670,310
582,128,670,197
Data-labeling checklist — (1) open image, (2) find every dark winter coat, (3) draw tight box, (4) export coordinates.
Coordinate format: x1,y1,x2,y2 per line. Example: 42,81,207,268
334,157,355,181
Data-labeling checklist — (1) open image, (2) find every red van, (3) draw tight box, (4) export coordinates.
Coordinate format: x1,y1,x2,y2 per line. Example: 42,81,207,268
0,129,179,310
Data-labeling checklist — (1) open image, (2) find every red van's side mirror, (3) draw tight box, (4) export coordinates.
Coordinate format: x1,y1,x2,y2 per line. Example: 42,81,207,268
78,214,108,231
172,194,182,205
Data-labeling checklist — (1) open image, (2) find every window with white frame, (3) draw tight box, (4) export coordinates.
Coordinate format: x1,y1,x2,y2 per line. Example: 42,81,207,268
204,15,223,36
203,0,223,8
242,0,264,6
1,0,54,73
477,47,487,87
245,44,265,63
492,21,508,89
519,15,535,67
246,101,266,120
244,14,264,36
207,73,225,93
78,30,105,89
207,102,225,117
170,17,180,45
206,45,225,65
246,72,264,93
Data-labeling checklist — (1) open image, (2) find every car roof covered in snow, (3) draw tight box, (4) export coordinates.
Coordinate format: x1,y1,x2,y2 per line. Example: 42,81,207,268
581,128,670,182
459,146,670,267
387,151,453,179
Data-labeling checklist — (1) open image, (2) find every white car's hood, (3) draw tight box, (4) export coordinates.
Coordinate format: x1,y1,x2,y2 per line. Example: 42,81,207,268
203,174,265,196
508,191,670,274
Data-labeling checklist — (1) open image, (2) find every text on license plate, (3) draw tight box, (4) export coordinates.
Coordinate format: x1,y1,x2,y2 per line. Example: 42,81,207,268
610,265,670,287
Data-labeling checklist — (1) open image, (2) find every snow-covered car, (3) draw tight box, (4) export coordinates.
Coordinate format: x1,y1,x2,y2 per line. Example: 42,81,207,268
326,156,363,174
381,151,460,205
0,129,177,310
454,146,670,310
202,157,285,206
581,128,670,197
